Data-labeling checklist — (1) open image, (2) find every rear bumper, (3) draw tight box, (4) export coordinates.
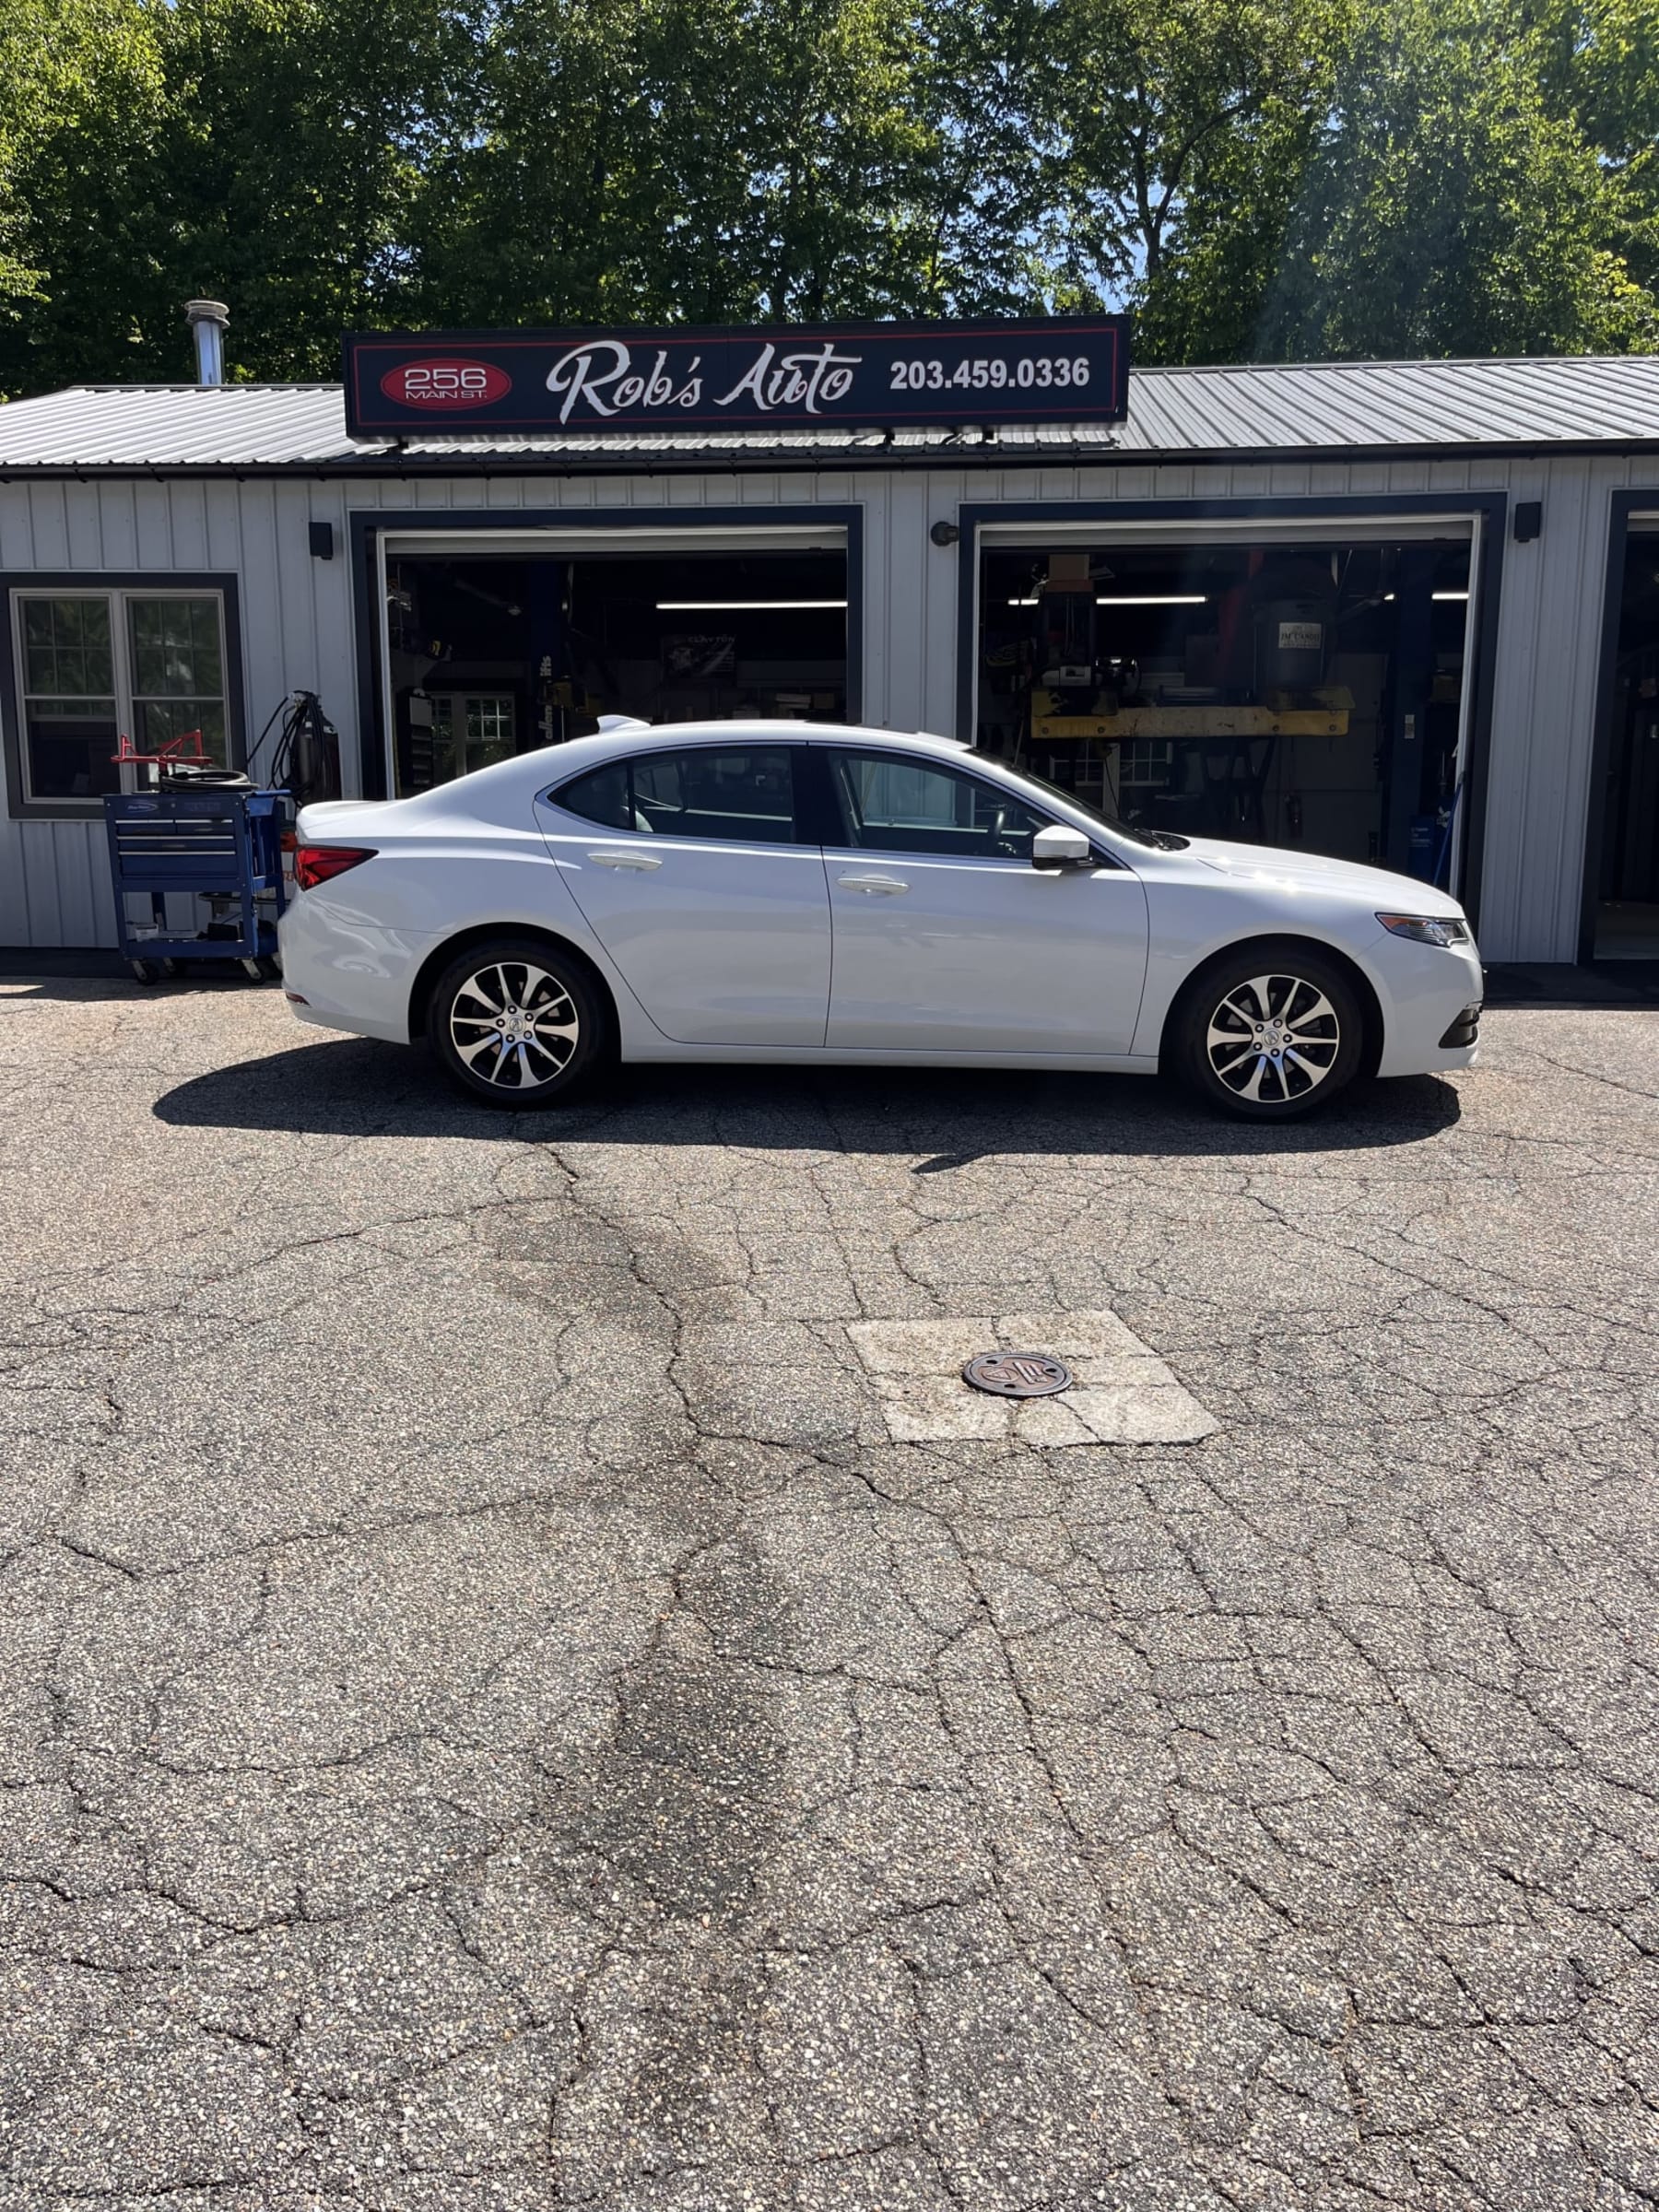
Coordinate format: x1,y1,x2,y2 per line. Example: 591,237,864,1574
276,893,433,1046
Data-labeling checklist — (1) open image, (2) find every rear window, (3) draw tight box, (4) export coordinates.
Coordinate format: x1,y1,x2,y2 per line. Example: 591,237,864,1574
553,761,630,830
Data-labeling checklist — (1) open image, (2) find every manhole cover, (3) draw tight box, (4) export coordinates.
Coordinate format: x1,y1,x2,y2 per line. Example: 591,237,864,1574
962,1350,1073,1398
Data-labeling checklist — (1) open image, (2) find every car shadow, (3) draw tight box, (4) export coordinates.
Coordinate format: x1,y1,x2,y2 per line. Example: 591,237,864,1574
152,1034,1462,1159
2,973,271,1004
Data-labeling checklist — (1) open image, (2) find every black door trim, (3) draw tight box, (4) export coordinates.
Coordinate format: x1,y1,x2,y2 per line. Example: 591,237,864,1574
1577,488,1659,964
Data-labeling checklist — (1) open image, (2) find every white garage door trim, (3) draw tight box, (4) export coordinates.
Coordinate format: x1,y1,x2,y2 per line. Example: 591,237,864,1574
380,525,849,557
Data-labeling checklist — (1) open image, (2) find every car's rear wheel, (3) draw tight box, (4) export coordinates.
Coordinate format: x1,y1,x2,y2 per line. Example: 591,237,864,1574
1175,947,1363,1120
429,937,602,1107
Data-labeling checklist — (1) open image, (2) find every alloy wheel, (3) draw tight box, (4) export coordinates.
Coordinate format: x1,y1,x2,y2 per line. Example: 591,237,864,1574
448,960,581,1091
1205,971,1342,1105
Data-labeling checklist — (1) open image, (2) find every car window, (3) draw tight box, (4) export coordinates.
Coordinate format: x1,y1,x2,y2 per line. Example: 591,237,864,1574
553,760,630,830
553,747,797,843
827,750,1050,860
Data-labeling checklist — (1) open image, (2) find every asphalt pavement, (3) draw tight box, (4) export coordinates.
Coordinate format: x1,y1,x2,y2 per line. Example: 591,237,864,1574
0,978,1655,2210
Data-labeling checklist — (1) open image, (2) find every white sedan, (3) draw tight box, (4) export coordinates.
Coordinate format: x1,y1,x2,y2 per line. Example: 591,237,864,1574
277,719,1483,1120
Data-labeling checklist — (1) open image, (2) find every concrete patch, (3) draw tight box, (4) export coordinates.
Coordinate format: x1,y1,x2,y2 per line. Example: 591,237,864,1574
846,1311,1217,1448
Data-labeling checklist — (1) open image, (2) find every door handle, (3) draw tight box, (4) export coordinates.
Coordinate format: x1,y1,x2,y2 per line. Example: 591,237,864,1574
588,850,662,871
837,873,908,895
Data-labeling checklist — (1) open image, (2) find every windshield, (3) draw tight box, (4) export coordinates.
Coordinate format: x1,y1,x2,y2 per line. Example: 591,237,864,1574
966,751,1190,850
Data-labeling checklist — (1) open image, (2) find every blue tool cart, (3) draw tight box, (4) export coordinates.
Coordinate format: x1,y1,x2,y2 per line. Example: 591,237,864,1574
103,785,293,982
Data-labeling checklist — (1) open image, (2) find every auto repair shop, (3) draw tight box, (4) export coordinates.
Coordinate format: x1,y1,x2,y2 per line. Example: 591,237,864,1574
0,317,1656,966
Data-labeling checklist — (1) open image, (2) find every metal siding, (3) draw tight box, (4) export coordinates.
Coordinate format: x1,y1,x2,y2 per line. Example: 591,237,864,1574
0,451,1636,960
922,472,966,738
1483,469,1545,957
234,481,286,775
65,484,101,569
874,472,914,730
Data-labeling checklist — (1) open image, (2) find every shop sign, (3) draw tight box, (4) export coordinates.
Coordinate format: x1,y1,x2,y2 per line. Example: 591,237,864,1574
344,318,1130,439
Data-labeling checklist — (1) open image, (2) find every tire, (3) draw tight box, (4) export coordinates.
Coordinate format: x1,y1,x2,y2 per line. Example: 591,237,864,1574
428,937,603,1108
1174,944,1364,1121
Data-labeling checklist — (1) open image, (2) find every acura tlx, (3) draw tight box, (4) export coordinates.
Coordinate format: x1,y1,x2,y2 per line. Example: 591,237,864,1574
277,718,1482,1121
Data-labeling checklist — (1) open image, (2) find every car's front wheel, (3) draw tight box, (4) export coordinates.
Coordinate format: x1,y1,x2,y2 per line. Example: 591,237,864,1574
1174,946,1364,1120
429,937,603,1107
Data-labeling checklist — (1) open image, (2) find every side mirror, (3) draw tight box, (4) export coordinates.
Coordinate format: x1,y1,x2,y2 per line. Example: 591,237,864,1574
1031,823,1093,872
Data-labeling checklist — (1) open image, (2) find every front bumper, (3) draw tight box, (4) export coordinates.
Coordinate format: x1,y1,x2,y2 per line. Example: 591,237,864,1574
1371,935,1485,1077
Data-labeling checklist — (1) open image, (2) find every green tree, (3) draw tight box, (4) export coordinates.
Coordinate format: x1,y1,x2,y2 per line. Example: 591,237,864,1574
156,0,467,378
409,0,1053,326
3,0,1658,397
0,0,169,390
1258,0,1656,358
1044,0,1347,342
0,0,460,394
1533,0,1659,292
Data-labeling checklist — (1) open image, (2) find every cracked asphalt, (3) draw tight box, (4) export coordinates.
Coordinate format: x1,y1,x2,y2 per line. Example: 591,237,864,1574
1,975,1656,2211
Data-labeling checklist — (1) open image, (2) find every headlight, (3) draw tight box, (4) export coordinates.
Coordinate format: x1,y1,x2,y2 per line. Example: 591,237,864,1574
1377,912,1471,947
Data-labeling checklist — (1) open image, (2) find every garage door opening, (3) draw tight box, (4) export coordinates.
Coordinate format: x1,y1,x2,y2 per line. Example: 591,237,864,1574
382,544,848,797
974,532,1476,882
1589,521,1659,959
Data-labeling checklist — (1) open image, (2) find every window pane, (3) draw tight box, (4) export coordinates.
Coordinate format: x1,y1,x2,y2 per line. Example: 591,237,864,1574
631,747,795,841
135,700,227,760
554,761,631,829
830,752,1048,859
465,696,512,748
21,596,113,697
463,694,514,771
25,698,120,800
127,596,223,698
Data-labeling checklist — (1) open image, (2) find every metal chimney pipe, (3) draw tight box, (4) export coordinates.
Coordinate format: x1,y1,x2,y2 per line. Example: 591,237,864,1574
183,299,229,386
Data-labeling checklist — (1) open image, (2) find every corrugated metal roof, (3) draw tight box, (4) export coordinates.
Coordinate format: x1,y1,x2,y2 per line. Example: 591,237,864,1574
2,353,1657,471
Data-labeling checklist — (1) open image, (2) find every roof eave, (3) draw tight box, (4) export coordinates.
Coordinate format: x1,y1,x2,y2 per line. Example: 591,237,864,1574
5,434,1659,480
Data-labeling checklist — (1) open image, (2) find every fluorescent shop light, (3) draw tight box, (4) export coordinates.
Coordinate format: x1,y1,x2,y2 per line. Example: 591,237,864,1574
1433,591,1470,601
656,598,847,611
1006,594,1208,606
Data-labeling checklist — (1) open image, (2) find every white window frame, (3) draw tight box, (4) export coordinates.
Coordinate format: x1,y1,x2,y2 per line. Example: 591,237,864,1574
428,690,517,780
8,584,233,812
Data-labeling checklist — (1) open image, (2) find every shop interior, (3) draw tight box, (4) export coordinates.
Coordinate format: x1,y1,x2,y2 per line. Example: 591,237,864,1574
975,535,1477,880
384,547,848,796
1590,523,1659,959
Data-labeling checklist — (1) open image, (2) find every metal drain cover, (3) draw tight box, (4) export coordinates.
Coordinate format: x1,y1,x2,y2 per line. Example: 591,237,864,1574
962,1350,1073,1398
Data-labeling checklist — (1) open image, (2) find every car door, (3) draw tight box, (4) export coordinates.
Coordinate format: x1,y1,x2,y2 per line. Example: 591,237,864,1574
818,747,1148,1053
535,742,830,1046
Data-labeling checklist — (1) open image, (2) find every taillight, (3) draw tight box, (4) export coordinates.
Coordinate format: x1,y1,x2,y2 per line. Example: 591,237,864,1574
294,844,376,891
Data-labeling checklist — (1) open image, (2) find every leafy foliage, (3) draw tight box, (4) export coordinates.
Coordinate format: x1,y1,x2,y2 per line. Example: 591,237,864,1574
0,0,1653,395
1256,0,1657,357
